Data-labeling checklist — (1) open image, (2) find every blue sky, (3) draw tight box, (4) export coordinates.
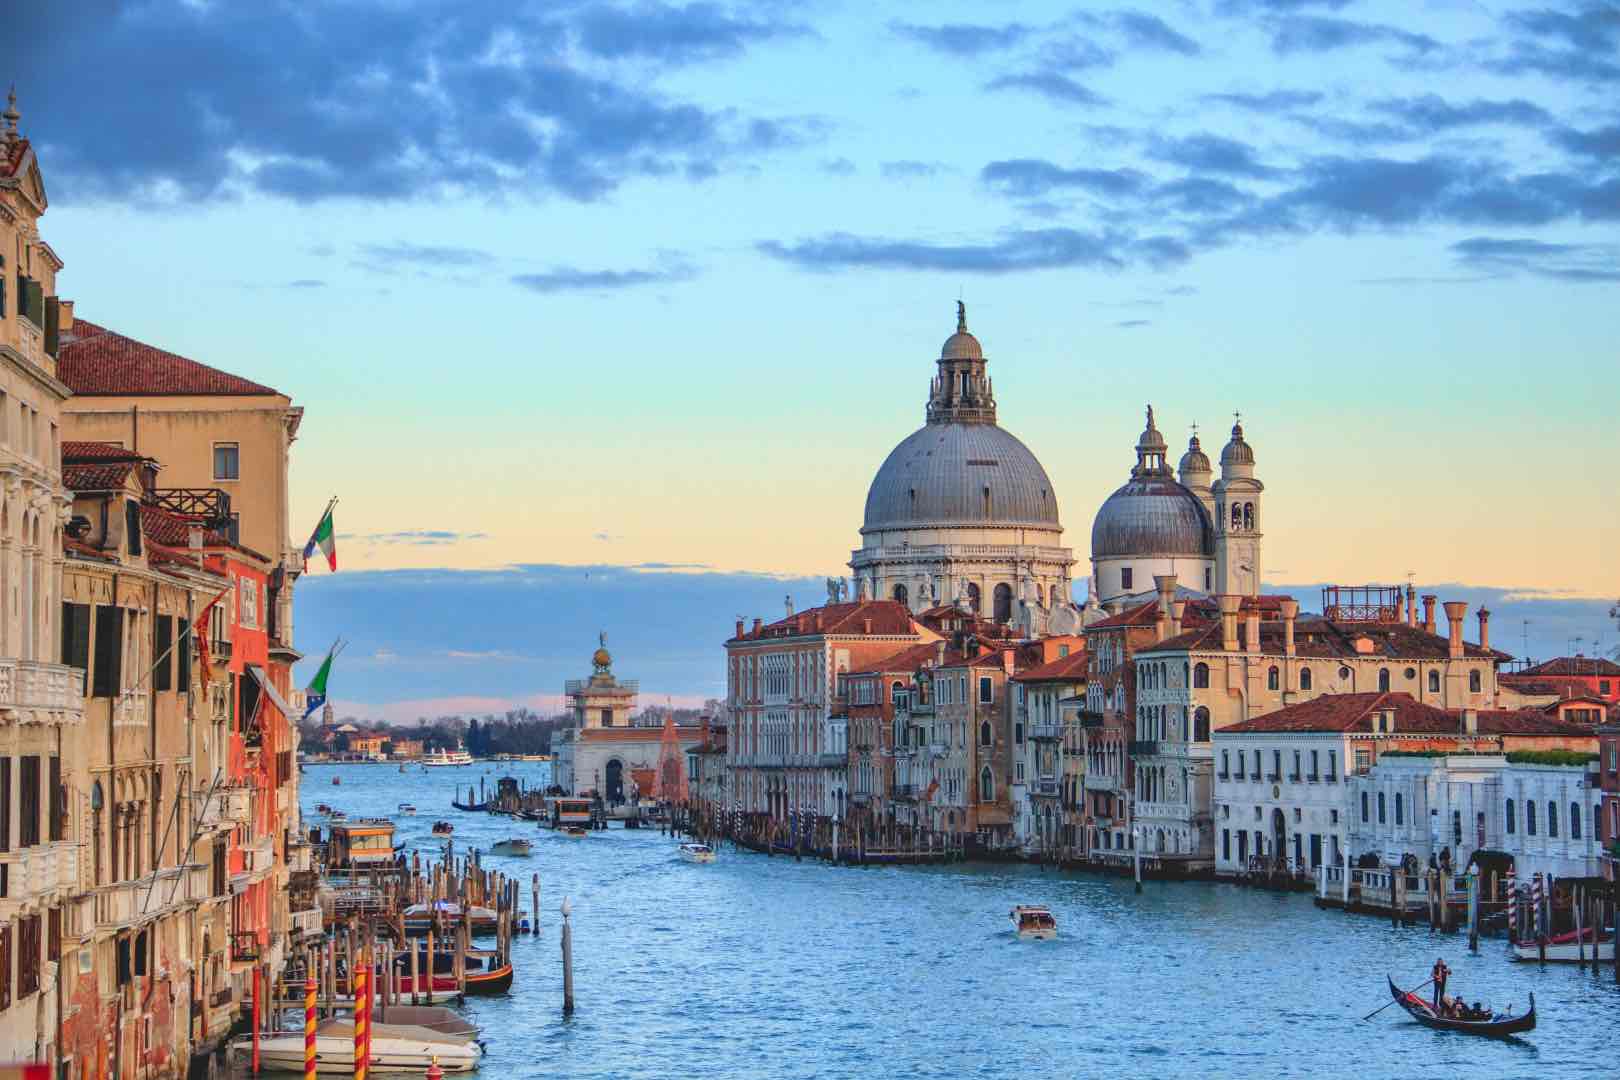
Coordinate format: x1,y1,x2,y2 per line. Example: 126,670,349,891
13,1,1618,715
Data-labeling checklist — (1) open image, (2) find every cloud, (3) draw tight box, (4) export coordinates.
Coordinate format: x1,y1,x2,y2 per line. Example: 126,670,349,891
819,157,857,175
984,72,1109,107
981,159,1150,199
354,243,499,270
575,2,809,65
510,262,695,293
1551,123,1620,160
1109,11,1200,56
881,160,947,179
758,228,1137,273
343,530,492,546
1114,319,1151,328
1266,16,1439,56
1450,236,1620,282
1202,88,1325,112
889,21,1032,56
1491,5,1620,84
286,279,327,288
1367,95,1553,135
443,649,534,663
10,1,805,205
1146,134,1282,179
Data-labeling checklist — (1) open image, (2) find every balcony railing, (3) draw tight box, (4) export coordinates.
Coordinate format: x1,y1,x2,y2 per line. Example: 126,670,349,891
1030,722,1063,741
94,864,210,929
0,659,88,718
1128,740,1158,756
0,842,79,905
1034,778,1060,797
1266,772,1280,783
290,908,323,938
927,743,949,759
816,753,847,768
892,783,917,800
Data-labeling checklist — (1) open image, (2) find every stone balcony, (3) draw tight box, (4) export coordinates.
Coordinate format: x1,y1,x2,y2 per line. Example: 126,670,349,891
244,837,275,879
1030,722,1063,741
1033,777,1060,798
95,863,212,929
290,907,323,938
0,841,80,911
0,659,87,724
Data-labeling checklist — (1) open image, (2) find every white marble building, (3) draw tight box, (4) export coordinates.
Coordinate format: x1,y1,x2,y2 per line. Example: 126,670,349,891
1213,732,1351,874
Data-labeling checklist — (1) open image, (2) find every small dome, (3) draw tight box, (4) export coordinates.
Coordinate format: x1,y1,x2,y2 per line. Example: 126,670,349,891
941,330,983,361
592,646,612,669
1136,405,1167,454
1179,433,1211,475
1091,477,1214,558
1221,420,1254,467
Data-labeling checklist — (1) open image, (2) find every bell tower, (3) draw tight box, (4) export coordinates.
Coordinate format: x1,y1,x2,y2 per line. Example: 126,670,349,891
1213,416,1264,597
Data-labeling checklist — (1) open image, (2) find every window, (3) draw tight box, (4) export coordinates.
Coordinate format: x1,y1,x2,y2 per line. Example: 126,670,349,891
92,605,125,697
1268,666,1279,691
1394,792,1403,826
49,757,62,842
1469,670,1481,693
19,755,40,847
1327,750,1337,781
978,676,993,704
979,721,992,747
1377,668,1390,693
0,757,9,852
1299,667,1312,691
1223,829,1230,861
1193,663,1209,689
978,767,994,802
1505,798,1515,834
1428,670,1440,693
1309,750,1319,780
1570,802,1581,840
60,601,91,689
1220,749,1229,779
154,616,174,692
1377,792,1386,824
1204,567,1211,591
1271,749,1281,780
17,914,41,998
213,442,240,480
177,618,192,690
1291,749,1301,781
1193,707,1209,741
125,500,143,556
1547,801,1557,838
1121,567,1133,591
1526,800,1536,836
0,925,9,1010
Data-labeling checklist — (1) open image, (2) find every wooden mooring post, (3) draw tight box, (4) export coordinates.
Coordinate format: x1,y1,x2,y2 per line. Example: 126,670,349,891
560,895,576,1016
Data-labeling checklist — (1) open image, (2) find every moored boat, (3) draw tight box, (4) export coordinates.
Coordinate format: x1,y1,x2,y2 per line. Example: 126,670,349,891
1010,905,1057,940
424,747,475,767
679,842,717,864
1510,927,1615,963
490,838,533,857
561,825,589,838
398,803,417,815
401,901,500,936
231,1020,481,1073
1385,977,1535,1037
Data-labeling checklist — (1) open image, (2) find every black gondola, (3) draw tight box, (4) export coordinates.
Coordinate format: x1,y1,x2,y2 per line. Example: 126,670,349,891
450,800,489,812
1385,977,1535,1037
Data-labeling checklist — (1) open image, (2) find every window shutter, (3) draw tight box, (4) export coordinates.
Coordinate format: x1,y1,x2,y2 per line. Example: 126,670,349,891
92,605,125,698
44,296,60,356
0,756,9,852
19,756,40,847
61,601,91,685
48,756,62,842
177,618,192,690
125,501,143,556
154,616,173,692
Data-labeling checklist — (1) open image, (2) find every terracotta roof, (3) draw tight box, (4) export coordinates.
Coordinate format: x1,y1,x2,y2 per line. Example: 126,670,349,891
147,542,202,570
1088,600,1163,630
1141,614,1505,661
140,502,204,547
734,600,918,642
1512,656,1620,678
847,643,940,676
64,537,116,562
64,461,137,491
62,440,142,463
1219,692,1592,737
58,318,281,397
1014,650,1091,683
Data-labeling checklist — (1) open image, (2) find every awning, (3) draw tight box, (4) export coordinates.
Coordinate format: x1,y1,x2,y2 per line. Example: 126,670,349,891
247,664,298,720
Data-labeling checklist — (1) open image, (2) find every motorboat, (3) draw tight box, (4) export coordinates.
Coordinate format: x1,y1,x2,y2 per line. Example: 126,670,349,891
430,821,454,837
561,825,589,839
232,1019,481,1073
679,842,717,864
1510,927,1615,963
1010,905,1057,941
424,747,475,767
1385,977,1535,1036
398,803,417,816
490,838,533,857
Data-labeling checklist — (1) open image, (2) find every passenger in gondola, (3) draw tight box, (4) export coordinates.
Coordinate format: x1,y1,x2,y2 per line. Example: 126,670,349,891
1470,1001,1486,1021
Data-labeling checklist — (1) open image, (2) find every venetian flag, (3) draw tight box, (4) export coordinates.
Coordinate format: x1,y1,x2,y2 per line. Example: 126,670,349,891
303,501,337,572
303,641,341,718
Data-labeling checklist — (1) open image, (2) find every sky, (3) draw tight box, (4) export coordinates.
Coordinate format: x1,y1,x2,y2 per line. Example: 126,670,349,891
11,1,1619,717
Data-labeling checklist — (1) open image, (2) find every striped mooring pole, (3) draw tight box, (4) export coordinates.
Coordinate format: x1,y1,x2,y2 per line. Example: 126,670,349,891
354,958,369,1080
304,976,318,1080
1506,868,1518,940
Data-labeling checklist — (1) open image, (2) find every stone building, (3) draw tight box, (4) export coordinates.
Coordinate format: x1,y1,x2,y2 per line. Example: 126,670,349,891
1010,646,1089,857
850,305,1079,635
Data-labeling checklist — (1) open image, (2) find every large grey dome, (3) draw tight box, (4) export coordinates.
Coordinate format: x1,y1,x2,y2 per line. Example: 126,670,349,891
1090,477,1213,558
862,422,1060,532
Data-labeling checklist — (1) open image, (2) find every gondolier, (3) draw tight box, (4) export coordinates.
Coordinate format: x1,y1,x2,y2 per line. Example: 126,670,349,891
1430,957,1450,1010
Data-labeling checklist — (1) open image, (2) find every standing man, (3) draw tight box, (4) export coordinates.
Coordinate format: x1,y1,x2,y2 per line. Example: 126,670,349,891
1431,957,1451,1011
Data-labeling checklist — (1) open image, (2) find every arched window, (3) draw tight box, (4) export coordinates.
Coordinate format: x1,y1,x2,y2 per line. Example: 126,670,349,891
1243,503,1254,530
1571,802,1582,840
1193,707,1210,742
1377,668,1390,693
979,766,994,803
1526,800,1537,836
1267,666,1279,691
979,721,992,747
993,582,1013,624
1231,503,1242,529
1469,670,1481,693
1193,663,1209,689
1360,791,1369,823
1299,667,1312,691
966,582,981,614
892,583,908,605
1505,799,1515,834
1427,670,1440,693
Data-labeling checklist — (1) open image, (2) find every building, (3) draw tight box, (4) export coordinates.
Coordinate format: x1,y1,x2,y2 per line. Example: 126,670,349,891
1600,722,1619,881
1213,690,1597,879
838,642,935,842
1500,656,1620,705
926,637,1026,847
685,720,729,829
849,305,1079,635
1011,645,1089,857
555,634,700,804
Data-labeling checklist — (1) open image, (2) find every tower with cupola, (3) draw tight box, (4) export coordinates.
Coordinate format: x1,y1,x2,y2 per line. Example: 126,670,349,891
1212,417,1264,596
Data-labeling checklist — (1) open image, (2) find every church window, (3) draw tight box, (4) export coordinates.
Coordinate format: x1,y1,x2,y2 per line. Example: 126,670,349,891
1427,670,1439,693
892,583,908,606
1193,707,1209,742
1267,666,1279,691
1378,668,1390,693
1231,503,1242,529
1121,567,1133,592
1243,503,1254,530
993,582,1012,623
1300,668,1312,691
1193,663,1209,689
1469,670,1481,693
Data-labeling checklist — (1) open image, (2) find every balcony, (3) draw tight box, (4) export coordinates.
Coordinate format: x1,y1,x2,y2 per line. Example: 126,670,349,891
1128,740,1158,756
1033,778,1060,798
816,753,848,768
290,908,323,939
1266,772,1280,783
891,783,917,800
245,837,275,877
1083,771,1121,792
0,660,88,720
0,842,79,909
226,788,252,825
1076,710,1106,729
94,865,209,929
1030,722,1063,741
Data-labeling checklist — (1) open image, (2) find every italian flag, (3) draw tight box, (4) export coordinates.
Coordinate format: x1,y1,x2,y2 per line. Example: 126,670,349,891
303,642,340,718
303,503,336,571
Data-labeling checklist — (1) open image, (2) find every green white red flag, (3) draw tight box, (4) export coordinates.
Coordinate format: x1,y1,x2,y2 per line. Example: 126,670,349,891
303,502,336,571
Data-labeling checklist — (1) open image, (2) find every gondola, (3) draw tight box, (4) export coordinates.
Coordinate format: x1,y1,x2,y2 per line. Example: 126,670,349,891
1385,977,1535,1037
450,800,489,812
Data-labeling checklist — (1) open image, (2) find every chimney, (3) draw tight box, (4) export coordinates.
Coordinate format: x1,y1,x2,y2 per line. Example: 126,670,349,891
861,618,872,635
1421,595,1437,635
751,617,762,635
1380,707,1396,734
1477,607,1491,652
1245,607,1261,655
1278,598,1299,657
785,595,794,618
187,523,205,551
1169,600,1186,637
1461,707,1478,735
1003,648,1015,676
1154,574,1176,642
735,618,744,639
1218,595,1241,652
1406,585,1418,627
1444,601,1467,659
814,611,824,632
935,640,947,665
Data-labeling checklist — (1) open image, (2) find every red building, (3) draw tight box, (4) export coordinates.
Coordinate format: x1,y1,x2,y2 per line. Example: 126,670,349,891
1501,656,1620,705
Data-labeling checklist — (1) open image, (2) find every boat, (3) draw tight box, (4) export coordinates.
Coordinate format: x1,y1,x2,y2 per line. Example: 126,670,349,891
398,945,514,995
431,821,454,837
326,819,399,871
561,825,589,838
332,776,341,785
1385,977,1536,1037
1510,927,1616,963
424,747,475,767
1010,905,1057,940
401,901,500,936
398,803,417,816
490,838,533,857
231,1020,481,1073
450,799,489,812
679,842,717,864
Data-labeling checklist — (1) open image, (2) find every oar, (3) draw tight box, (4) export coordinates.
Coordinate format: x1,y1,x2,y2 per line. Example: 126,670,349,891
1363,978,1435,1021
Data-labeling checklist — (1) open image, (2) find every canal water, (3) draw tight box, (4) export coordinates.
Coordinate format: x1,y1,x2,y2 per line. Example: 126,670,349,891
295,761,1616,1079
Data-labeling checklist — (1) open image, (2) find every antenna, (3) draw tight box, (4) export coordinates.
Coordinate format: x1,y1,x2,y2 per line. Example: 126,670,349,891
1521,619,1530,664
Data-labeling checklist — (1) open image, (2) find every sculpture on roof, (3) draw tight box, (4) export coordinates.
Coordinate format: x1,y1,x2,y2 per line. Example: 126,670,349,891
826,577,848,604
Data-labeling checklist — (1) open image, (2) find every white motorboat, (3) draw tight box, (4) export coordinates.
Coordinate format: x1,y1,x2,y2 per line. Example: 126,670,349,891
1511,936,1615,963
1010,905,1057,941
231,1020,481,1073
398,803,417,815
679,842,717,864
490,838,533,857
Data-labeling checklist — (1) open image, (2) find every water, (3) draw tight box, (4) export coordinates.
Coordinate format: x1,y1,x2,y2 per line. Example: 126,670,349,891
297,761,1617,1079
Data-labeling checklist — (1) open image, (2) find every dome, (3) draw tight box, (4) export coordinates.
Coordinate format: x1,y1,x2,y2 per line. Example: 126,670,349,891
862,422,1060,531
941,328,983,361
1179,434,1211,475
1221,421,1254,467
1090,476,1214,558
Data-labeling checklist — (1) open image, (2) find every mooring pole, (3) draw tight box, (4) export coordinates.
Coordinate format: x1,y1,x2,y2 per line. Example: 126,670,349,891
561,895,576,1016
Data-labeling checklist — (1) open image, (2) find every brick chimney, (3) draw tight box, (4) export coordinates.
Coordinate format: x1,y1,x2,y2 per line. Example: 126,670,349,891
1405,585,1417,627
735,618,744,639
188,523,205,551
1476,607,1491,652
1421,595,1437,635
1461,707,1478,735
1154,575,1176,642
1278,598,1299,657
1002,648,1015,676
861,617,872,634
1169,600,1186,638
752,617,762,635
60,298,75,331
1218,595,1241,652
1444,601,1467,659
935,640,947,665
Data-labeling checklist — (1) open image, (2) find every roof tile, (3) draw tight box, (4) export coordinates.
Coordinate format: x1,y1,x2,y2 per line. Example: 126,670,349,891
58,318,281,397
